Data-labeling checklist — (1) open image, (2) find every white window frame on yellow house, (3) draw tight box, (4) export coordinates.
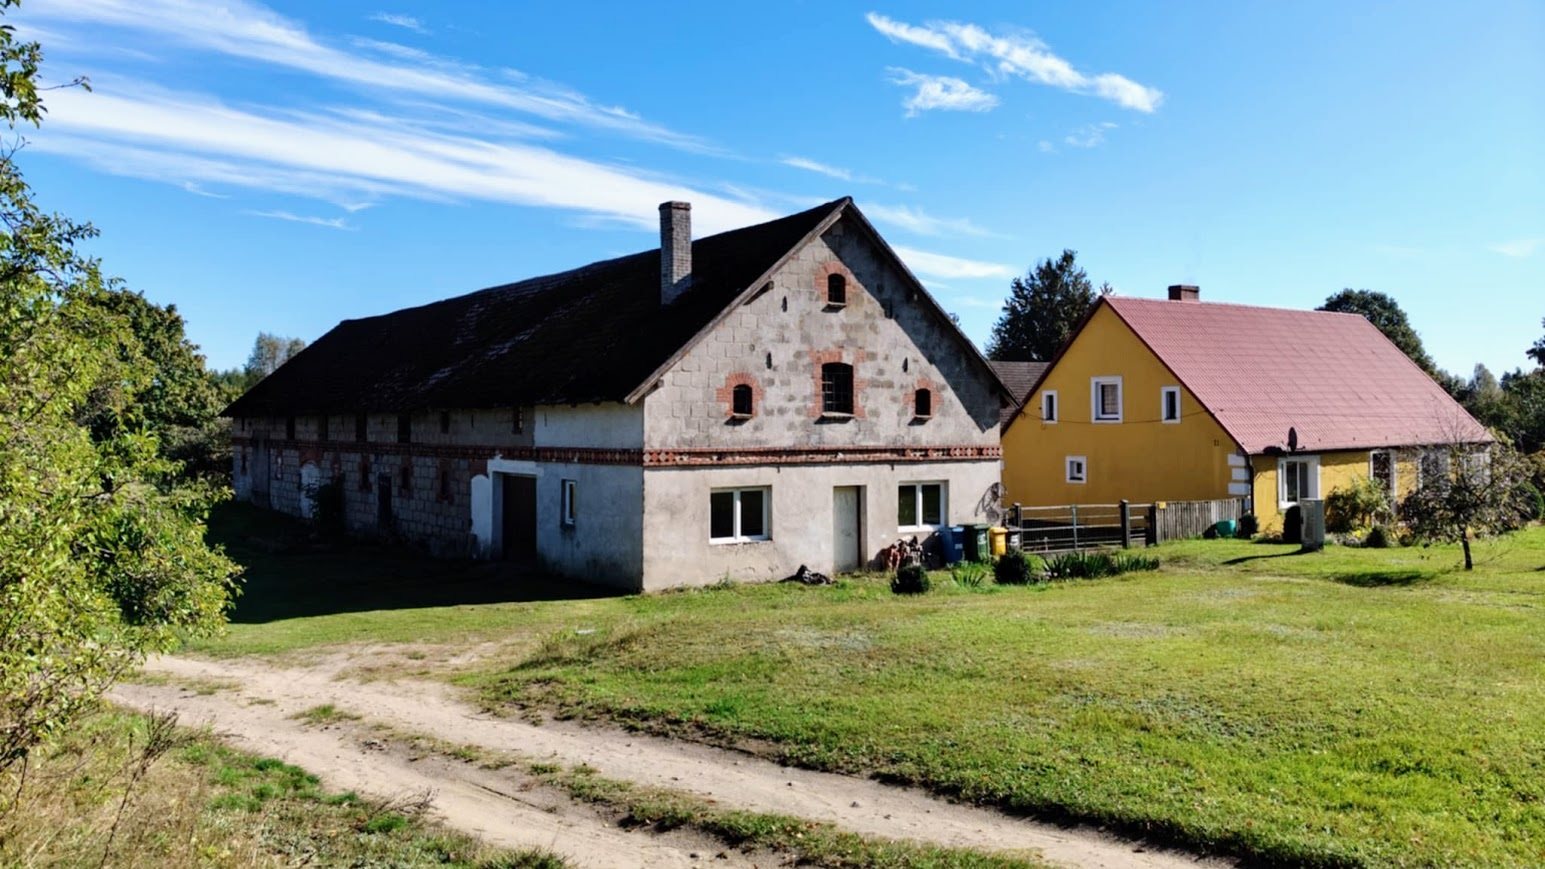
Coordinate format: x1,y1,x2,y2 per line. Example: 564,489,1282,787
1278,455,1320,508
1368,449,1396,500
1160,386,1181,423
1065,455,1087,484
1041,390,1058,423
1090,376,1123,423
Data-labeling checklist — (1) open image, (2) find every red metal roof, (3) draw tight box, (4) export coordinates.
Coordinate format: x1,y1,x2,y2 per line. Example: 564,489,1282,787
1104,296,1490,454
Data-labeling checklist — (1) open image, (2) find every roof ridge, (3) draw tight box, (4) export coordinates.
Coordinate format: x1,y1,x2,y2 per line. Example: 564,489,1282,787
1108,295,1368,318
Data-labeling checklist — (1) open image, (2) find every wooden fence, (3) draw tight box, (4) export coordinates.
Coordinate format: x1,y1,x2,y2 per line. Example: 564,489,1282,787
1151,498,1246,542
1005,497,1247,553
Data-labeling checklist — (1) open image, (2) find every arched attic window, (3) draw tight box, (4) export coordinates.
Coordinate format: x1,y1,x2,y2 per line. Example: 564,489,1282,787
821,362,854,416
826,273,846,307
731,384,754,418
914,388,933,419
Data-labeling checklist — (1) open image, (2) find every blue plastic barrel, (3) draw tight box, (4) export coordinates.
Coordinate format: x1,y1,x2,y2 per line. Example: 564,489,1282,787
943,525,966,564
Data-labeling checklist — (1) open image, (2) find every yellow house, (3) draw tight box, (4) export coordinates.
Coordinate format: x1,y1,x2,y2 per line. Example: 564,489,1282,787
1000,286,1490,533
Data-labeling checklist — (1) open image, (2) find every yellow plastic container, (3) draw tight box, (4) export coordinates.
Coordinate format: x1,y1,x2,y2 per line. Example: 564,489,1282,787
988,526,1008,557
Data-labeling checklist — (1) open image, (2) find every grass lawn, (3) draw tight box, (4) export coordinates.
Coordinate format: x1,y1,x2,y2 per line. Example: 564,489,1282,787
196,506,1545,867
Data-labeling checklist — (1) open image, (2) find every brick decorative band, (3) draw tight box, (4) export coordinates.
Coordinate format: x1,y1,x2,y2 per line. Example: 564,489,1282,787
232,437,999,468
642,445,1001,467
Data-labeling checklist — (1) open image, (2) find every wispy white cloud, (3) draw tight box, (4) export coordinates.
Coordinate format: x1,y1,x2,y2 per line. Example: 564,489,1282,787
368,12,426,34
867,12,1163,113
1489,237,1544,258
892,245,1012,279
1063,121,1117,148
863,203,996,238
885,68,998,117
26,0,715,152
34,82,1010,281
246,209,354,230
780,155,857,182
180,180,227,198
1037,140,1055,153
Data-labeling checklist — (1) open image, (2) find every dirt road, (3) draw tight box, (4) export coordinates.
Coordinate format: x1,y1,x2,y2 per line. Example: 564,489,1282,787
111,654,1223,869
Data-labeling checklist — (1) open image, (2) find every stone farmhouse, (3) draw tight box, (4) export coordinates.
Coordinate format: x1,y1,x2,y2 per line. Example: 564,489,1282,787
225,198,1012,590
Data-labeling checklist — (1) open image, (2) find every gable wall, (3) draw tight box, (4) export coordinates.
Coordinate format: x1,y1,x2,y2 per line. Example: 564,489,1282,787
641,215,1001,451
1000,304,1241,507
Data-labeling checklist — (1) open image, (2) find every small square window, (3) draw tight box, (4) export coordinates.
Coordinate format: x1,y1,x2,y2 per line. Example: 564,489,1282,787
821,362,854,416
1041,390,1058,423
897,482,945,528
1066,456,1087,484
710,487,770,542
1161,387,1181,423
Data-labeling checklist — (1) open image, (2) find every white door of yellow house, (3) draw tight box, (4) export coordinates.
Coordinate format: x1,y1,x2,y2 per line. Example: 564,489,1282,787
833,486,863,573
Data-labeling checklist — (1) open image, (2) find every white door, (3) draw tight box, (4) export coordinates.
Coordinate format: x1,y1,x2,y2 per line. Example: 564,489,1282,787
833,486,862,573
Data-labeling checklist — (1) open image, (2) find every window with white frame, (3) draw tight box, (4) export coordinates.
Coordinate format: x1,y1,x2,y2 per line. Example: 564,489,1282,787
1161,386,1181,423
560,478,577,526
897,482,945,529
1065,456,1087,484
710,487,769,542
1091,377,1123,422
1041,390,1058,423
1278,456,1319,506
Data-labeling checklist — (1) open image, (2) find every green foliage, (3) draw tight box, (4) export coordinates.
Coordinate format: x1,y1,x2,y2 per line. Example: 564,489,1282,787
1324,475,1394,532
1400,441,1535,569
948,561,989,588
1318,288,1436,374
0,9,238,773
991,549,1040,585
1044,550,1159,580
244,331,306,384
890,563,930,595
1529,317,1545,367
986,249,1098,362
1364,525,1396,549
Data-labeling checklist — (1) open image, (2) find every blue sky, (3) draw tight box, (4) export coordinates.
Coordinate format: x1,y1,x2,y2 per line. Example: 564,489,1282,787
14,0,1544,375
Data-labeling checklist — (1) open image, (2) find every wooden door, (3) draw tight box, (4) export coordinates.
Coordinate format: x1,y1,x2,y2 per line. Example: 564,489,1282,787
502,475,537,560
833,486,863,573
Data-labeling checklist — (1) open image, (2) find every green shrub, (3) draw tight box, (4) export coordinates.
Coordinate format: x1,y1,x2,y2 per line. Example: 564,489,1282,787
949,561,989,588
891,564,930,595
1364,525,1396,549
1045,550,1159,581
1236,514,1259,538
1325,475,1393,533
992,550,1040,585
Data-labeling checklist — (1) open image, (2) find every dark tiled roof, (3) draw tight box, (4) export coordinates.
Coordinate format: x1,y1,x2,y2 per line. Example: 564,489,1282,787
989,360,1048,426
225,199,847,416
1105,296,1491,453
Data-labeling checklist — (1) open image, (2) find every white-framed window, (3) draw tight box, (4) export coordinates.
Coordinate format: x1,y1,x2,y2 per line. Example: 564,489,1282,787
710,487,770,542
1278,456,1320,507
560,478,577,527
897,482,946,529
1369,450,1395,499
1161,386,1181,423
1091,376,1123,423
1065,456,1087,484
1041,390,1058,423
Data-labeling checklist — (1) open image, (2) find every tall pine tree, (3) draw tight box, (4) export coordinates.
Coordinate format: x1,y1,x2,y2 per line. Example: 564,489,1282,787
986,250,1096,362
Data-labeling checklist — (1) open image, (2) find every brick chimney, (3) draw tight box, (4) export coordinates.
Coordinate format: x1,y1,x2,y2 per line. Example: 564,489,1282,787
659,201,691,305
1167,284,1200,302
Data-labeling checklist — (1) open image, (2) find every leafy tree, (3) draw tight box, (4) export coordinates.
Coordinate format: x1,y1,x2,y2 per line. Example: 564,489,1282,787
1528,318,1545,367
1318,289,1436,374
244,331,306,383
0,5,238,772
1400,439,1533,570
987,250,1096,362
